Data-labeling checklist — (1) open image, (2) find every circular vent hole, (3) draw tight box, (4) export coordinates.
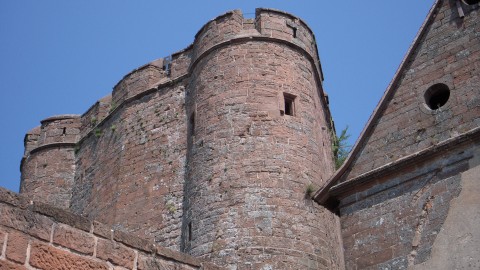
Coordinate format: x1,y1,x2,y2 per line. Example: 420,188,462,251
462,0,480,5
424,83,450,110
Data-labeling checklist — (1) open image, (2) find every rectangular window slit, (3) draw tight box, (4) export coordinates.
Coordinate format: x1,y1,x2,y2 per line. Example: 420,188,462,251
283,93,296,116
189,112,195,136
188,222,192,242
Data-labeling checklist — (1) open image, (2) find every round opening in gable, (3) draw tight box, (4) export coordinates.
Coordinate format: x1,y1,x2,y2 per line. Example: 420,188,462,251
424,83,450,110
461,0,480,5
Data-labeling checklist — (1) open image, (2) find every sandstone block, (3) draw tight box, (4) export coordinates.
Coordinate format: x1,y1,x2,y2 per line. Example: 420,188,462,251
29,242,109,270
96,238,135,269
53,224,95,255
5,231,29,264
0,260,28,270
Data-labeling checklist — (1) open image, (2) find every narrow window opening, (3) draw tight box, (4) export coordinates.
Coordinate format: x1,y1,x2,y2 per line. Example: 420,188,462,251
283,93,296,116
188,222,192,242
424,83,450,110
189,112,195,136
62,127,66,135
286,21,298,38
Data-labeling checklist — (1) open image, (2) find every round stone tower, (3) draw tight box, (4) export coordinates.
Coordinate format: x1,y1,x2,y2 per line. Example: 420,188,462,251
184,9,343,269
20,114,81,209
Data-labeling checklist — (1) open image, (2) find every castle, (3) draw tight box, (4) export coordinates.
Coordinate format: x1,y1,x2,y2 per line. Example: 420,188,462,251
0,0,478,269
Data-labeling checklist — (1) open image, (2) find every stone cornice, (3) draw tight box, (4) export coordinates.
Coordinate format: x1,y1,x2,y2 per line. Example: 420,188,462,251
315,126,480,205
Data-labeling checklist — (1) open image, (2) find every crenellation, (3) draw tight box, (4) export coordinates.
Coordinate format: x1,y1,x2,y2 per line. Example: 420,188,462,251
38,115,81,146
169,50,191,79
23,126,41,154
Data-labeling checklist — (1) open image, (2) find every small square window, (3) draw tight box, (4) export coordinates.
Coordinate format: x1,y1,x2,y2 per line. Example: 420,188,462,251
283,93,296,116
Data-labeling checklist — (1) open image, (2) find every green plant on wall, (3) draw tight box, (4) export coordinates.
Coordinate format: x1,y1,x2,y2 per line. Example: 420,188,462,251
166,202,176,214
74,143,80,154
90,116,97,126
110,102,118,113
333,126,351,169
94,128,103,138
305,183,315,198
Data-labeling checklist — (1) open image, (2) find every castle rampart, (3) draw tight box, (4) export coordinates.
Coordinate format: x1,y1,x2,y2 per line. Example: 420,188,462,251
13,1,480,269
20,8,341,269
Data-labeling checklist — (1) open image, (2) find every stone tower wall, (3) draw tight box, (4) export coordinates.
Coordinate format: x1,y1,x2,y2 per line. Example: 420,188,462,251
184,9,342,269
20,115,81,209
70,52,192,250
19,8,342,268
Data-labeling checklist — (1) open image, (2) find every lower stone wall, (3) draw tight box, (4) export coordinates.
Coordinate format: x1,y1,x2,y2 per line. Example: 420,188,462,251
338,141,480,269
0,188,221,270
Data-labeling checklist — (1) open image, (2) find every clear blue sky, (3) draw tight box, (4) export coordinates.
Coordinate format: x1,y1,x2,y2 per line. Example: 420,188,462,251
0,1,434,192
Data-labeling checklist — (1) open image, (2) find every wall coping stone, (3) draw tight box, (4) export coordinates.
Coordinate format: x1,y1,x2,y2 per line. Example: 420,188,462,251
0,187,204,268
40,114,81,125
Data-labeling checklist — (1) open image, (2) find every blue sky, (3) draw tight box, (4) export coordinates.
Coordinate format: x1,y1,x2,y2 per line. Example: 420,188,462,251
0,1,435,192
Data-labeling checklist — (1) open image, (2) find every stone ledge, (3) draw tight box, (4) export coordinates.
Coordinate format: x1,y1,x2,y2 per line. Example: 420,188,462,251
32,201,91,232
316,126,480,205
28,142,77,155
40,114,81,125
0,187,204,268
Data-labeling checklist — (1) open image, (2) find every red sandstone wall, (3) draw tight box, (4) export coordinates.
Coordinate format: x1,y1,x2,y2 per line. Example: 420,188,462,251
19,7,341,269
338,139,479,269
20,115,81,209
71,76,188,250
344,0,480,181
0,188,214,270
331,0,480,268
184,9,342,269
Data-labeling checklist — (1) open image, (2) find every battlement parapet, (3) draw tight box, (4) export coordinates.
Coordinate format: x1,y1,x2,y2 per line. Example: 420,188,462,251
37,114,81,146
23,126,41,154
112,62,165,106
190,8,323,80
79,94,112,138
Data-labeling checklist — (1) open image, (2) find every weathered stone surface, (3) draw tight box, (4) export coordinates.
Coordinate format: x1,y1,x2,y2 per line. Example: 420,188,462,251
137,253,198,270
29,242,109,270
0,260,27,270
412,163,480,270
92,220,112,239
32,201,91,232
53,224,95,255
0,189,205,270
0,204,52,241
96,238,135,269
5,231,29,264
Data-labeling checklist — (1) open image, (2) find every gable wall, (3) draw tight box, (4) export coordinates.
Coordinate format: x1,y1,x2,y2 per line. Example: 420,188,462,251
345,0,479,181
